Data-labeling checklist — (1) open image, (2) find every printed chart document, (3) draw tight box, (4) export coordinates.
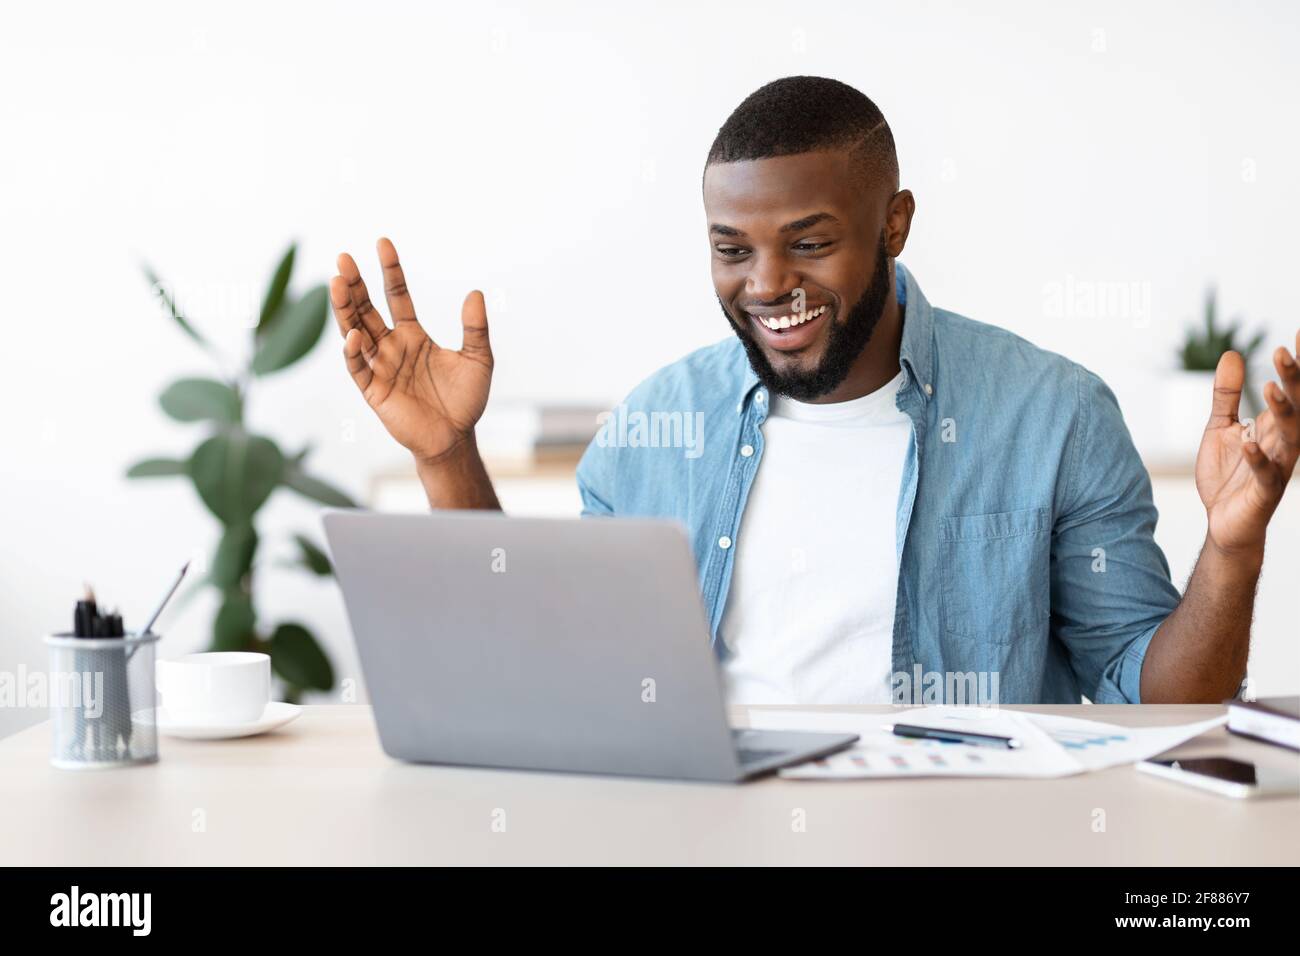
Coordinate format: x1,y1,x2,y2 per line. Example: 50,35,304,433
746,706,1228,779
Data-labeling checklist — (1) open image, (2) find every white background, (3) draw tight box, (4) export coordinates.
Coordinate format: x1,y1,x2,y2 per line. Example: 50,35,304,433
2,0,1297,737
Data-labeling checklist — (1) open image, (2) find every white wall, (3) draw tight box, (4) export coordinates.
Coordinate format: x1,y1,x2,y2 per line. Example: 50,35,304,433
2,0,1298,737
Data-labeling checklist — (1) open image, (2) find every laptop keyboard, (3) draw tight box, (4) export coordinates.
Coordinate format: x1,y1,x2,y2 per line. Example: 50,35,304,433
731,729,789,765
736,747,785,765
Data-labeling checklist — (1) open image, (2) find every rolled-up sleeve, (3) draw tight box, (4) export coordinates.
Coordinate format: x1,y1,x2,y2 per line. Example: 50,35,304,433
1050,367,1182,703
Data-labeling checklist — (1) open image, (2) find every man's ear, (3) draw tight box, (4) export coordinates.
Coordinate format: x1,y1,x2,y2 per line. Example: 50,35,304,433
884,189,915,258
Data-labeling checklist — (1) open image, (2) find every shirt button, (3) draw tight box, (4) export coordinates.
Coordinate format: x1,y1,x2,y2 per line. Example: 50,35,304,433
718,535,732,550
740,444,754,458
924,383,933,396
755,390,766,404
736,402,743,414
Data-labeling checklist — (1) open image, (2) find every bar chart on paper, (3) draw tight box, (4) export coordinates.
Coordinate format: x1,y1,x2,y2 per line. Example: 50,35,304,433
747,708,1084,779
1046,728,1130,750
746,707,1230,780
1024,712,1227,772
832,735,999,775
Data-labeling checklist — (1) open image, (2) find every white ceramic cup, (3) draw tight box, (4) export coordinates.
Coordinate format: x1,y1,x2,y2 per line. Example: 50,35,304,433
156,652,270,724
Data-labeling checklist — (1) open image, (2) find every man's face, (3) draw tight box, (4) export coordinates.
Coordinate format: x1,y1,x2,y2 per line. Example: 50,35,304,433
704,149,893,401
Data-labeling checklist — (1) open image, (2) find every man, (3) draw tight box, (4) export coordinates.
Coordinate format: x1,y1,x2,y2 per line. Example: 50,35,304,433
329,76,1299,706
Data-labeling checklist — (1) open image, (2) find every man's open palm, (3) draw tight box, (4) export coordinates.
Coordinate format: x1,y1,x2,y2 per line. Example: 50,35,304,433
329,238,493,464
1196,331,1300,554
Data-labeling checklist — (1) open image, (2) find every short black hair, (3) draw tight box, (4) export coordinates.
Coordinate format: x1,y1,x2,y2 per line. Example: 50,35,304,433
705,76,898,194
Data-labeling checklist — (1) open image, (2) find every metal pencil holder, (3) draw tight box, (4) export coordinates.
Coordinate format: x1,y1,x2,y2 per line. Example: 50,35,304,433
43,632,159,769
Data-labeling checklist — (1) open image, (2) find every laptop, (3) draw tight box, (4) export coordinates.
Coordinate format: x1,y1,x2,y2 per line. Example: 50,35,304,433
322,510,857,782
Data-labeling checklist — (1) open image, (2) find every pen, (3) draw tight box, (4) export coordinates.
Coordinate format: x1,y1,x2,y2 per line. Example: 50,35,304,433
885,723,1022,750
125,560,190,664
140,560,189,636
71,586,133,761
71,587,97,760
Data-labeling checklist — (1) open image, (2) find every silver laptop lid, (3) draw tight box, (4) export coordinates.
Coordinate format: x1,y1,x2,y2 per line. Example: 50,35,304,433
322,510,744,781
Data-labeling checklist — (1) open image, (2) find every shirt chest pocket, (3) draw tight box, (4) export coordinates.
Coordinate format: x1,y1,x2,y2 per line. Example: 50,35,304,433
939,507,1051,656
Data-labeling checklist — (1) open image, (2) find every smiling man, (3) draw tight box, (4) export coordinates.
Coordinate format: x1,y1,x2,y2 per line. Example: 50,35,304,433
330,76,1300,705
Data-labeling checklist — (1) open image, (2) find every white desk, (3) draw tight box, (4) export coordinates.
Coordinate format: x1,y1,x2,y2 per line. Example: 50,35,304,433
1,704,1296,866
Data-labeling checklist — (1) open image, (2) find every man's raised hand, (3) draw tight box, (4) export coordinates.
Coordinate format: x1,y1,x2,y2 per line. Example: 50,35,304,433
329,238,493,466
1195,329,1300,555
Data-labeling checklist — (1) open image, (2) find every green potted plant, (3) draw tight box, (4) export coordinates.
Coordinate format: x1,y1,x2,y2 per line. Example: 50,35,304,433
1160,287,1267,464
127,243,357,701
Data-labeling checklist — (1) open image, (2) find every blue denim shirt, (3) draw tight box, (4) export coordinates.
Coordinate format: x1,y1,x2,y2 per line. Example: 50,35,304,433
576,263,1181,704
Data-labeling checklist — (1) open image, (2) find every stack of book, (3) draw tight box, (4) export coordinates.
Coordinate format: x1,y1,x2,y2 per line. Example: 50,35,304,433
1226,696,1299,751
474,401,609,469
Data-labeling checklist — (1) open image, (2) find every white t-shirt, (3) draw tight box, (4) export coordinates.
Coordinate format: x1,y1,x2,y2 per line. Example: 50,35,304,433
719,370,912,704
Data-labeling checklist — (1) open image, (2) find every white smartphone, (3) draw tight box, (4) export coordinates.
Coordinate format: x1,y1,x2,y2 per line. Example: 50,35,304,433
1136,755,1300,799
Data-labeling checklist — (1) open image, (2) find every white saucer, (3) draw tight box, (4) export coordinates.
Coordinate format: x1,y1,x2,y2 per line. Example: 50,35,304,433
137,701,302,740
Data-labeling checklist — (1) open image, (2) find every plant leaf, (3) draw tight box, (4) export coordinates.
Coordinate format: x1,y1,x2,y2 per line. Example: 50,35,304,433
144,264,210,350
212,592,256,651
293,533,332,575
212,523,258,588
159,377,241,424
257,243,297,337
251,285,329,375
190,432,285,524
126,457,188,478
269,622,334,690
1243,329,1267,359
282,463,358,508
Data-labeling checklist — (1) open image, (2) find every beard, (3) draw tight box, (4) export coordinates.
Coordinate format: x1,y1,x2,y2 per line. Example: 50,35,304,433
720,231,892,402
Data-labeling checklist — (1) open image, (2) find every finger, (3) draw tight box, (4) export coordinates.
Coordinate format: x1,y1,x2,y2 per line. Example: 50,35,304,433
1208,350,1245,428
459,289,492,362
1242,439,1283,497
377,237,420,326
343,328,374,391
1262,379,1299,460
336,252,389,343
329,276,378,352
350,325,399,383
1274,340,1300,412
